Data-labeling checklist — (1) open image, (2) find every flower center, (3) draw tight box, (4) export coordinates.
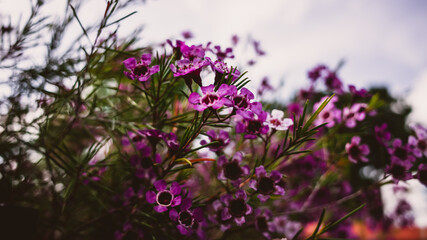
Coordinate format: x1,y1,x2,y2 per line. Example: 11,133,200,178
229,198,247,218
133,65,148,76
390,164,405,179
418,140,427,151
247,120,262,133
269,119,281,127
323,111,330,119
224,161,243,180
256,216,268,232
201,93,219,106
394,147,408,160
257,177,275,195
140,157,153,169
156,190,173,206
233,95,248,109
349,145,361,158
178,210,194,227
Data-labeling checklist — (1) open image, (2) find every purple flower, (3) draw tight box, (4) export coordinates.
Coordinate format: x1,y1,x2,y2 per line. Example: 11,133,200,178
212,45,234,61
188,84,232,111
167,39,186,59
181,44,206,61
146,180,182,212
130,153,161,179
81,165,107,185
324,71,343,93
236,102,269,139
345,136,370,163
217,152,250,187
249,166,285,202
225,86,254,111
121,130,150,150
200,129,230,152
307,65,327,82
254,209,274,239
208,58,240,85
220,189,253,226
123,53,159,82
408,134,427,158
162,132,180,151
169,198,205,237
170,58,209,87
415,164,427,186
388,138,416,163
287,102,303,118
375,123,391,145
257,77,273,97
252,39,266,56
231,35,239,46
272,216,301,239
386,158,412,182
349,85,369,98
181,30,194,39
266,109,293,131
313,96,341,128
343,103,368,128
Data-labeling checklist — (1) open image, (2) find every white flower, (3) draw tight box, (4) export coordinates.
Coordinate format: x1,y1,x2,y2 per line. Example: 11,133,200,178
267,109,293,131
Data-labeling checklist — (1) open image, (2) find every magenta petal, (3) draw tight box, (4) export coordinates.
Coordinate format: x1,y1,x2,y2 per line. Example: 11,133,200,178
249,179,257,190
170,182,181,195
177,225,190,236
154,205,168,213
234,216,246,226
201,84,215,94
141,53,152,64
169,208,178,221
150,65,160,74
123,58,137,69
221,209,232,221
181,198,192,211
188,92,201,104
235,189,247,200
146,191,156,204
241,88,254,99
217,84,231,96
255,166,266,178
235,122,245,133
154,180,167,191
171,195,182,207
193,103,207,112
270,170,282,182
258,194,270,202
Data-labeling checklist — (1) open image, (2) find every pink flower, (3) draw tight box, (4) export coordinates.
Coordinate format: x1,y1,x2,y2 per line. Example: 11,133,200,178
266,109,293,131
188,84,232,111
123,53,159,82
345,136,369,163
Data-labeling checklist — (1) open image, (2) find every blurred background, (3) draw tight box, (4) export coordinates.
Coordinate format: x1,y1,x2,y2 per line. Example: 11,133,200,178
1,0,427,235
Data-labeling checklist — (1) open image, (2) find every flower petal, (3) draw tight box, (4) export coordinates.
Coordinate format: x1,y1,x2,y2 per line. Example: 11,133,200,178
154,180,167,191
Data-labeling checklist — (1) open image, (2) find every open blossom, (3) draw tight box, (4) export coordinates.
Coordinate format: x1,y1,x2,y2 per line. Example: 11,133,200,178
415,164,427,186
313,96,341,128
208,58,240,85
225,86,254,111
250,166,285,202
181,44,206,60
375,123,391,145
388,138,416,163
212,45,234,60
169,198,205,237
146,180,182,212
188,84,232,111
200,129,230,152
266,109,293,131
345,136,369,163
123,53,159,82
254,209,274,239
217,152,250,187
343,103,368,128
236,102,269,139
170,58,209,87
218,189,253,226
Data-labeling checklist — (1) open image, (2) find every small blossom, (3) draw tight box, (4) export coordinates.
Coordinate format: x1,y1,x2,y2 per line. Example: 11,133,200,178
388,138,416,163
123,54,159,82
249,166,285,202
257,77,274,97
307,65,327,82
266,109,293,131
254,209,274,239
208,58,240,85
169,198,205,237
146,180,182,213
188,84,232,111
375,123,391,145
200,129,230,152
212,45,234,61
170,58,209,87
343,103,368,128
236,102,269,139
226,86,254,111
220,189,253,226
415,164,427,186
181,44,206,60
231,35,239,46
217,152,250,187
345,136,369,163
386,158,413,182
182,30,194,39
313,96,341,128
